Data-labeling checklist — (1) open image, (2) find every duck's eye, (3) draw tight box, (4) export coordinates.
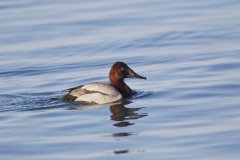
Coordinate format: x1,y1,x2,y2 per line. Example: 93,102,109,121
120,67,125,71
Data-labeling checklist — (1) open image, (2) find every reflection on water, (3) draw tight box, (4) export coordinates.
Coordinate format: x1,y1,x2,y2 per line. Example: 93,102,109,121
109,102,147,155
110,102,147,127
113,149,129,155
67,101,148,128
113,121,134,127
111,132,136,137
1,0,240,159
66,101,147,156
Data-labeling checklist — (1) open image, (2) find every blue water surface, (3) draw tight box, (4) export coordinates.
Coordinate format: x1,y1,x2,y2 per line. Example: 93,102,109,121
1,0,240,160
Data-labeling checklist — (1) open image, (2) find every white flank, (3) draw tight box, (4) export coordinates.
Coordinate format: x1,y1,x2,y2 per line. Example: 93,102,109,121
69,82,122,104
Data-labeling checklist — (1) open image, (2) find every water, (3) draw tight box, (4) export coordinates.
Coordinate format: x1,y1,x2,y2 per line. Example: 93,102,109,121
1,0,240,159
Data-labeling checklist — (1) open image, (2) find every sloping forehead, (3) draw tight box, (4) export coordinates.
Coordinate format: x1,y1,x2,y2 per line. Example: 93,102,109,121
112,61,129,68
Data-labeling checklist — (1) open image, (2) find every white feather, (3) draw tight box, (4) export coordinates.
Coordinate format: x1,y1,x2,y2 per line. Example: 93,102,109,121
69,82,122,104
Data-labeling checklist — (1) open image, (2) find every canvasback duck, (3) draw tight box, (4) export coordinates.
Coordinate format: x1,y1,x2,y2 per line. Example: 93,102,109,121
61,61,146,104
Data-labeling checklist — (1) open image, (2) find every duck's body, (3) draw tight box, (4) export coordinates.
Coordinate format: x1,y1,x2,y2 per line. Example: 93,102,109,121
61,62,146,104
62,82,122,104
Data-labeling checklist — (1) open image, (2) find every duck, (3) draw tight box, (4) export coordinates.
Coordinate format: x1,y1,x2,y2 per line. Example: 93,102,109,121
61,61,146,104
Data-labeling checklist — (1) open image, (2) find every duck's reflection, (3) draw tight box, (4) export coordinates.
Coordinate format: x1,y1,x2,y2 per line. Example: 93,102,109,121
109,102,147,127
113,149,129,154
68,101,148,127
67,101,147,155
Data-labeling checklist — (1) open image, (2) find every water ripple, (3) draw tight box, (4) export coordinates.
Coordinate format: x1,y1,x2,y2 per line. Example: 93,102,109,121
1,0,240,160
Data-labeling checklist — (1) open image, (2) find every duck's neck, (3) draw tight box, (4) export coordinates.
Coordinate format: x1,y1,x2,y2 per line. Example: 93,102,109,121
111,79,132,98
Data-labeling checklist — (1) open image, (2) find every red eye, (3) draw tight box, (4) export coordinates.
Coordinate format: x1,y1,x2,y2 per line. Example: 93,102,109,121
120,67,125,71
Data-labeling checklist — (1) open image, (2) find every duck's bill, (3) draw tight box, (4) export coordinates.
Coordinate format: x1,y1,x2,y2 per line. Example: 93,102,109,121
127,68,147,80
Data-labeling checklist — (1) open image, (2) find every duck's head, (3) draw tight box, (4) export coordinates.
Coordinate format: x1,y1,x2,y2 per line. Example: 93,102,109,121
109,61,146,82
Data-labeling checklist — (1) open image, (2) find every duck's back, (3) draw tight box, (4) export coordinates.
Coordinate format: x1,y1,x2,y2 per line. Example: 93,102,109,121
62,82,122,104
